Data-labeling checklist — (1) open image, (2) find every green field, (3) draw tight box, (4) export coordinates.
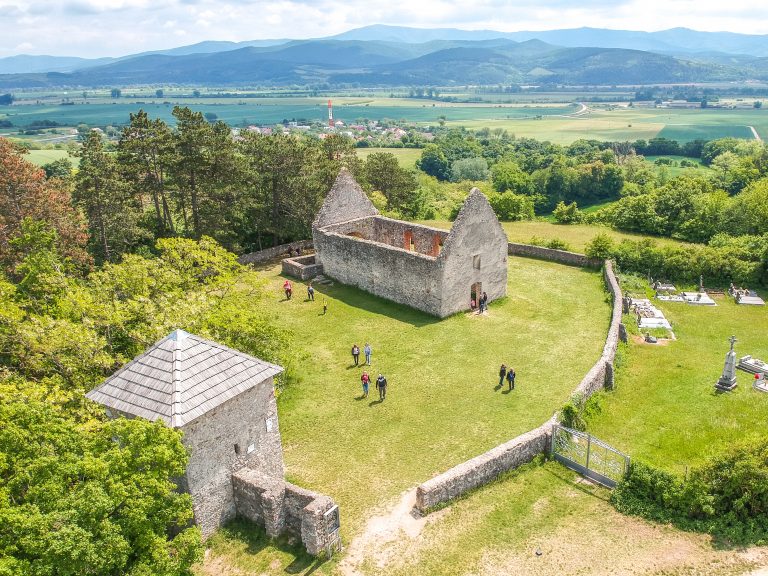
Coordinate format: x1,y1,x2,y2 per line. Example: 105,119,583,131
657,123,755,142
0,100,574,130
23,148,74,166
644,154,710,177
3,98,767,145
588,289,768,474
356,147,422,167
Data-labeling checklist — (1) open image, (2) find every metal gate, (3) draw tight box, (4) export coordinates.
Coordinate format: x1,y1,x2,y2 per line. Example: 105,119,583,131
550,424,629,488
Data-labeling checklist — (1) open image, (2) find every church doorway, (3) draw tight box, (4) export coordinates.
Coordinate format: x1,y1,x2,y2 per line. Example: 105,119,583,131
471,281,482,310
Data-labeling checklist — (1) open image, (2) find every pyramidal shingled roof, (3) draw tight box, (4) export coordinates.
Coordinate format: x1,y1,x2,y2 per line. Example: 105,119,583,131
86,330,283,427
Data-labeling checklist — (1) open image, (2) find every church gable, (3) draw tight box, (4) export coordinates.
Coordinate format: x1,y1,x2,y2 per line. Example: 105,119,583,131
313,168,378,229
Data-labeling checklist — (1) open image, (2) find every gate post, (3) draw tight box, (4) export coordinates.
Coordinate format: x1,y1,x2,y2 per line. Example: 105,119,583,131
585,434,591,470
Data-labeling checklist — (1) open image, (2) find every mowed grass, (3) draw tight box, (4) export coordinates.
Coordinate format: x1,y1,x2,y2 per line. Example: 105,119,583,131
644,155,710,178
356,147,422,168
588,293,768,474
261,257,609,537
420,219,688,252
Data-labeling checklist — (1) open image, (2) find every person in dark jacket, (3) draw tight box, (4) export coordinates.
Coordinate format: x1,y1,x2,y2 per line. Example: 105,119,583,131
498,364,507,388
506,367,516,391
376,374,387,400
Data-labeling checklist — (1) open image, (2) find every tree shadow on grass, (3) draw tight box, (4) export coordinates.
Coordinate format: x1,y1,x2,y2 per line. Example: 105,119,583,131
213,518,327,575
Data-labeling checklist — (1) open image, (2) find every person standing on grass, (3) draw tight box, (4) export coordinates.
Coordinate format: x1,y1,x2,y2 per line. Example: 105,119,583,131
498,363,507,388
307,282,315,301
481,292,488,313
506,367,516,391
376,373,387,401
323,299,328,315
364,343,372,366
351,344,360,366
361,371,370,398
283,279,292,300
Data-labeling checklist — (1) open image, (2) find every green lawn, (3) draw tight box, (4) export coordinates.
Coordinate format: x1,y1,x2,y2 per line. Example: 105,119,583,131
267,257,609,537
356,147,422,168
587,290,768,474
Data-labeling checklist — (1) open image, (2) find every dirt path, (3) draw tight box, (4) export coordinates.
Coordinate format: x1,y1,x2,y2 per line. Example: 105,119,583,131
337,489,443,576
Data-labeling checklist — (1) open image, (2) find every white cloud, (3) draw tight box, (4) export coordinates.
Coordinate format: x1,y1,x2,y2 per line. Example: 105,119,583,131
0,0,767,58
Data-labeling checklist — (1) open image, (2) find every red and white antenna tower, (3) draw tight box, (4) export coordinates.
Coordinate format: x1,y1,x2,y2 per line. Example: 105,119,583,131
328,99,334,128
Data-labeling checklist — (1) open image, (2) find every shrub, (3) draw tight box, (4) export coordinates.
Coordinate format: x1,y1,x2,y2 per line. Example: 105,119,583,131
585,232,615,259
612,437,768,544
552,201,583,224
488,191,534,221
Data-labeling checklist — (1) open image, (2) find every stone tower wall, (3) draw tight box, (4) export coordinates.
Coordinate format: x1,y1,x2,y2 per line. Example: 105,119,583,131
180,376,284,537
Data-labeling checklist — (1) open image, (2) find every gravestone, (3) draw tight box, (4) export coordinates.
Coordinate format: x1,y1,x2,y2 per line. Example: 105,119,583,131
715,335,738,392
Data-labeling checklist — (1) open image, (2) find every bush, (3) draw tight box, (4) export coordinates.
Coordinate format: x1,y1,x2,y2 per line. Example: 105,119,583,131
488,191,534,221
450,157,489,182
612,437,768,544
552,201,583,224
585,232,615,259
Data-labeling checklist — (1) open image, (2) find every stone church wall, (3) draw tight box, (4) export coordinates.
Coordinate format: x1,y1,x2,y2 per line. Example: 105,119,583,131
313,227,445,316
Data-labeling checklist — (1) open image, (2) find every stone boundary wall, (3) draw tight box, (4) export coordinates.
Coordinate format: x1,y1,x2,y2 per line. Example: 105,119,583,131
232,467,336,556
508,242,602,268
282,255,323,280
415,259,623,512
238,240,314,266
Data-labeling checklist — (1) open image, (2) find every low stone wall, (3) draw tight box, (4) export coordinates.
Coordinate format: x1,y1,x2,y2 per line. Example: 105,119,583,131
416,416,556,510
232,467,337,556
282,255,323,280
415,259,623,512
508,242,601,268
238,240,313,266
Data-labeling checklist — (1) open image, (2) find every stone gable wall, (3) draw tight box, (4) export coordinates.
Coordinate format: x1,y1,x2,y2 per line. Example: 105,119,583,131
415,259,623,512
180,377,284,537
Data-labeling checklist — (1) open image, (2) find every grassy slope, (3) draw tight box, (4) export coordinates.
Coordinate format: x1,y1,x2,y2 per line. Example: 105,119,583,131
421,219,687,252
266,257,609,535
588,292,768,473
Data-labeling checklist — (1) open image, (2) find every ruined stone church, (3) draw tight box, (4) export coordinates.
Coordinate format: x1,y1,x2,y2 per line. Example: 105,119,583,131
311,169,508,317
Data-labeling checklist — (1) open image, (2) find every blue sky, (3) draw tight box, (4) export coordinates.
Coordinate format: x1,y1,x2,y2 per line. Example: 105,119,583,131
1,0,766,58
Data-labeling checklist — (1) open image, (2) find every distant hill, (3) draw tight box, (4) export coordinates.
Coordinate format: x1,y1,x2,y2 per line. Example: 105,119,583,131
332,25,768,57
0,35,763,89
0,54,114,74
4,24,768,80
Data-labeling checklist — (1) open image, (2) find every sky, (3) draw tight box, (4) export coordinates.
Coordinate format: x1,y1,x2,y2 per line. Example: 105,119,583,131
1,0,767,58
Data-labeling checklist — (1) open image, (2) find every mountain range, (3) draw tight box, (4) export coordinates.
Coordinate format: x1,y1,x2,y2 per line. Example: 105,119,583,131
1,25,768,89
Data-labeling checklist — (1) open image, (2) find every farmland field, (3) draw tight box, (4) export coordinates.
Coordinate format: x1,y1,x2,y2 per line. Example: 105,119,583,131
2,98,767,145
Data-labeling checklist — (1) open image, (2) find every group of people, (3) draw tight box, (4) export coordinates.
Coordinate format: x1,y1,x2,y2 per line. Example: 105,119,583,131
470,291,489,313
351,343,372,366
498,364,516,391
360,371,387,400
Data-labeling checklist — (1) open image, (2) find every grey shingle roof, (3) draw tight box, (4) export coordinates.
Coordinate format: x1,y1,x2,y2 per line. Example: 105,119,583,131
86,330,283,427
